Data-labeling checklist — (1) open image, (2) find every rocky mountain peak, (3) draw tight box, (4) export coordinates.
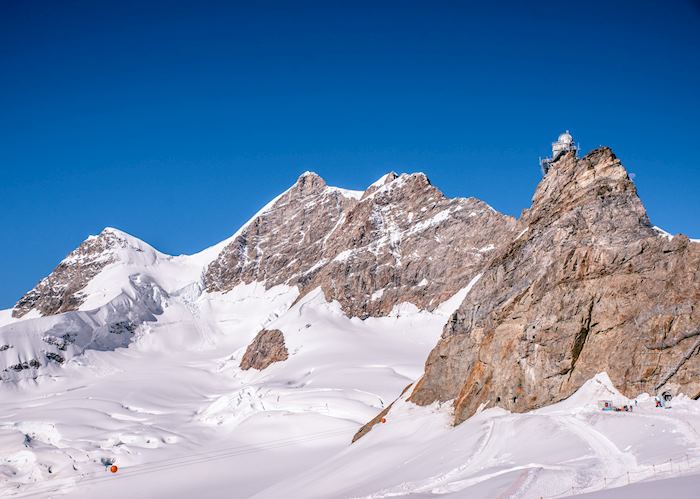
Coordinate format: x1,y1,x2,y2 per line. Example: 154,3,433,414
99,226,133,239
525,147,652,243
408,147,700,425
379,171,399,184
292,172,515,317
12,228,157,318
375,172,399,185
295,171,327,194
203,173,359,294
361,173,436,210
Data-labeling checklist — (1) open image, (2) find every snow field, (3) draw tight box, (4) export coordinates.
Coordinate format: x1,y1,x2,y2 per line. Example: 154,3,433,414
0,280,455,498
3,280,699,498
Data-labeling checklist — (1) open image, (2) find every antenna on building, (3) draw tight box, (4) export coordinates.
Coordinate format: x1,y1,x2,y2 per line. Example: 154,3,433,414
540,130,578,175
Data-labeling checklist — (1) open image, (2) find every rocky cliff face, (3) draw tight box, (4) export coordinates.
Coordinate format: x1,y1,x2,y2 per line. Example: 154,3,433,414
203,172,359,294
302,173,515,317
409,148,700,424
12,228,152,318
204,172,515,318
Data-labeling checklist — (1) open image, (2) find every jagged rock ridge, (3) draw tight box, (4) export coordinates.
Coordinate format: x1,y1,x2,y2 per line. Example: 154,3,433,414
408,148,700,424
204,172,515,318
14,173,514,322
303,173,514,317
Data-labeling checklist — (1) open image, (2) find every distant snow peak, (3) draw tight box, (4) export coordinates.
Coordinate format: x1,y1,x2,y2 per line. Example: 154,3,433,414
11,228,159,318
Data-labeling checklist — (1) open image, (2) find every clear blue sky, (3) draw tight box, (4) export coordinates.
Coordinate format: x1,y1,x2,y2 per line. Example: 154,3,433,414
1,1,699,308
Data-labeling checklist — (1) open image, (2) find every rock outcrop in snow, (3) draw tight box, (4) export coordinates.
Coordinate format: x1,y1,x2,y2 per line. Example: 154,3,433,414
409,148,700,424
240,329,289,370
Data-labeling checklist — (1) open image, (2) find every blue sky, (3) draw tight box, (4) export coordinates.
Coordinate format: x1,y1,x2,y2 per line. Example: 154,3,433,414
1,1,699,308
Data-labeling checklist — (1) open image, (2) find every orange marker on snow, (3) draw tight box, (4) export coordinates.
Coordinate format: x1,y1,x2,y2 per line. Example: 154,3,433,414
380,417,386,423
110,465,118,473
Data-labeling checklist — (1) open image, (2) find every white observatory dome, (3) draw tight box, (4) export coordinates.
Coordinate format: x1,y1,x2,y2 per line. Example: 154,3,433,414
557,131,573,145
541,130,578,175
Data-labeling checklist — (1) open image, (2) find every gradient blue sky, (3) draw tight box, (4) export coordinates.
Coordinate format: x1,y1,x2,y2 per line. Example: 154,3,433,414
1,1,699,308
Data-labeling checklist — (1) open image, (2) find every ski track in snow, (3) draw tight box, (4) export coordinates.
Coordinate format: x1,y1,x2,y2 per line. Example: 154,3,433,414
358,417,499,498
550,414,636,489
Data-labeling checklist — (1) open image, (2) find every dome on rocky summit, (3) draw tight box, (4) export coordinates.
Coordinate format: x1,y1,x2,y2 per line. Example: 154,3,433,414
557,131,573,144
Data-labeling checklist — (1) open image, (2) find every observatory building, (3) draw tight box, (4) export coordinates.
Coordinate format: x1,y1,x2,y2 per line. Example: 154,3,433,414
540,130,578,174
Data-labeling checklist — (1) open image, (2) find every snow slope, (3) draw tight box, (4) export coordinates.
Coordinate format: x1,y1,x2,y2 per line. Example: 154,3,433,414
0,279,465,498
243,374,700,499
0,178,306,379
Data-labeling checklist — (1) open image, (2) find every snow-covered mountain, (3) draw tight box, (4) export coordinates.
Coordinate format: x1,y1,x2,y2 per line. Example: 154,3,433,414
2,171,513,380
1,156,699,498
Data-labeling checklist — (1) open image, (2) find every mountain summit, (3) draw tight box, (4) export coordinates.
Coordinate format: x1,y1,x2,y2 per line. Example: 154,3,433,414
12,227,163,318
408,147,700,424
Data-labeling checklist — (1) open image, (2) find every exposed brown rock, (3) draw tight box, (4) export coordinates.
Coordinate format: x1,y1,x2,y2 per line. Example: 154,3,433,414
409,148,700,424
204,172,358,293
240,329,289,370
304,173,515,318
